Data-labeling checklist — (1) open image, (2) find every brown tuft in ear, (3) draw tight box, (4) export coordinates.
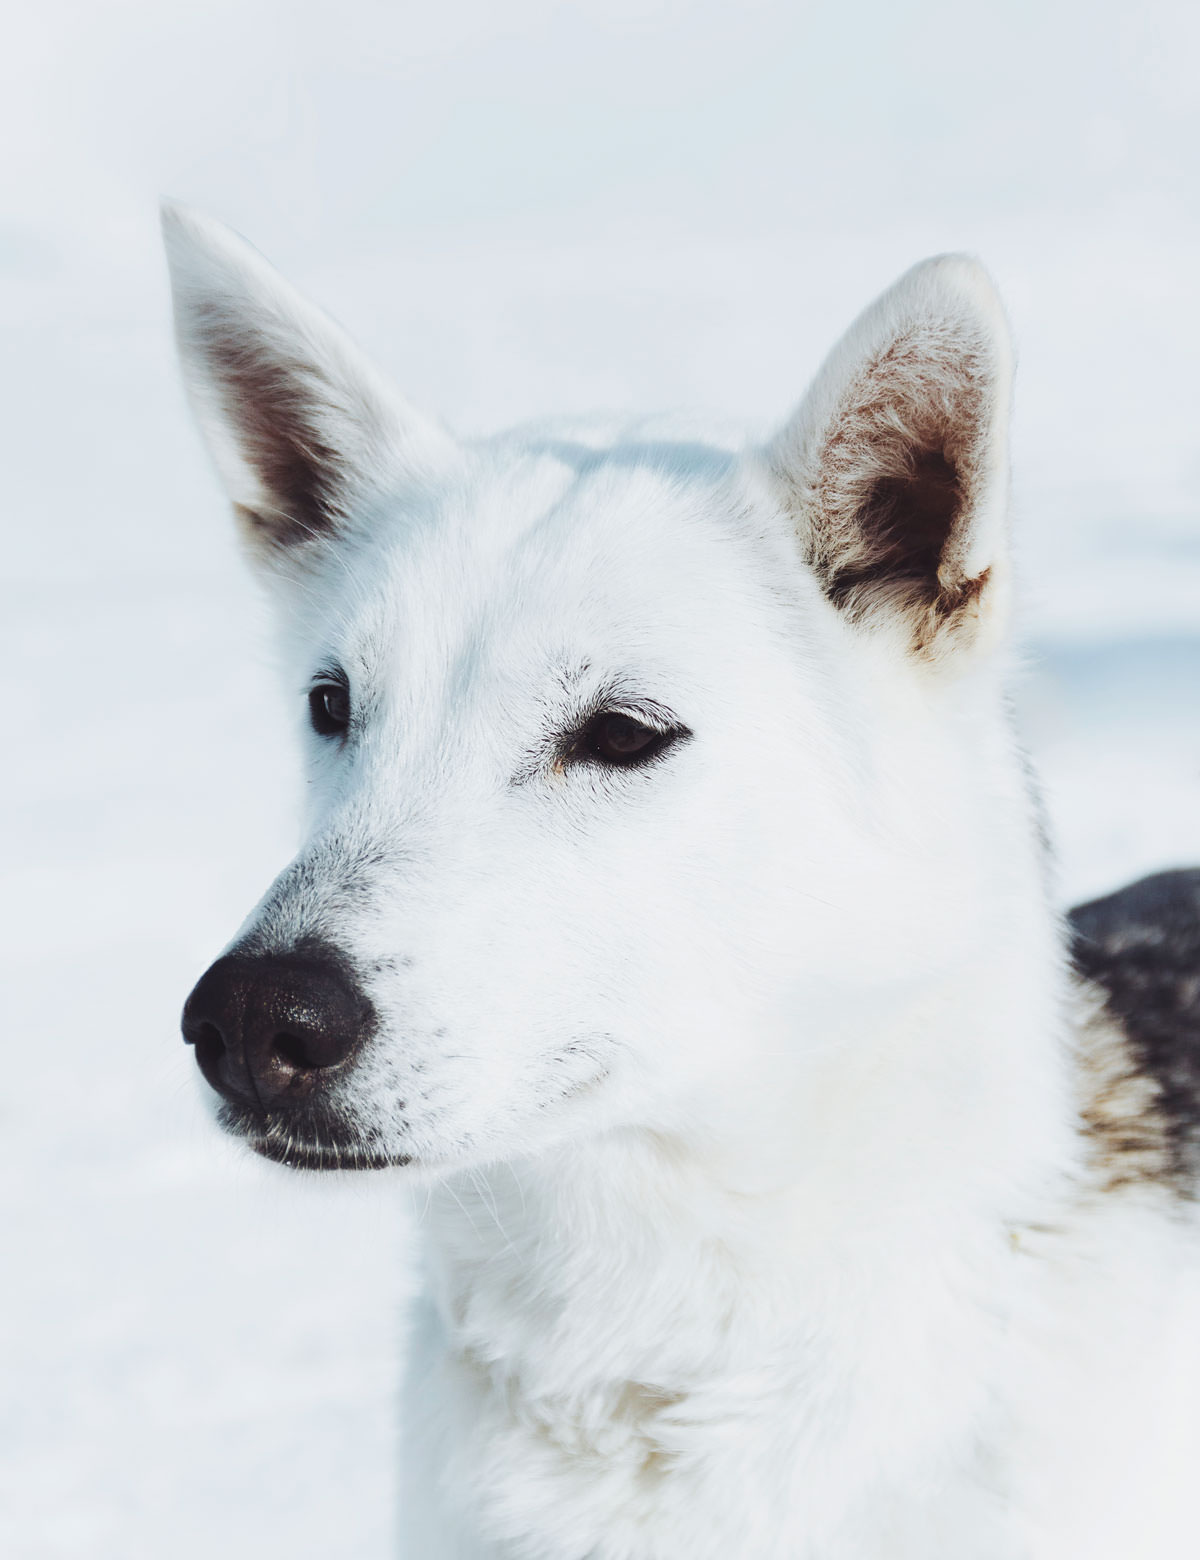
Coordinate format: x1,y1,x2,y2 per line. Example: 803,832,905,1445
200,325,361,549
767,256,1013,660
162,203,455,562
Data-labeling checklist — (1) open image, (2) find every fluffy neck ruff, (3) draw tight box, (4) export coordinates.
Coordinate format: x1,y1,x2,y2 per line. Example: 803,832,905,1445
415,944,1078,1553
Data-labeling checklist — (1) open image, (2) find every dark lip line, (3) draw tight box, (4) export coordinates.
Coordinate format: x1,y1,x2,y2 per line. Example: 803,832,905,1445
217,1103,412,1173
247,1132,413,1173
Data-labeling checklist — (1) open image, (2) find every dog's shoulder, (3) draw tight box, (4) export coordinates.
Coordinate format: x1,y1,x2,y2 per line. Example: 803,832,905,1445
1070,869,1200,1194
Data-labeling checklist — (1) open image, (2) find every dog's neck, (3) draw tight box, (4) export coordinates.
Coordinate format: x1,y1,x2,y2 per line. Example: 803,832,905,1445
408,944,1080,1555
419,943,1076,1410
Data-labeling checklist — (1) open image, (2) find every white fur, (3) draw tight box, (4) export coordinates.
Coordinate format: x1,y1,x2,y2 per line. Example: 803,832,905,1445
164,206,1200,1558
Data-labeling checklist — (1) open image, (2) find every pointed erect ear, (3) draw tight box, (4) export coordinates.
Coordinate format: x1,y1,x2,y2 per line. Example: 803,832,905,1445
162,203,456,559
766,257,1014,659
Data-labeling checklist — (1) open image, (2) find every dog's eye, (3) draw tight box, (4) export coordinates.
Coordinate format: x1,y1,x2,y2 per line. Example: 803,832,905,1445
580,711,674,768
308,680,350,738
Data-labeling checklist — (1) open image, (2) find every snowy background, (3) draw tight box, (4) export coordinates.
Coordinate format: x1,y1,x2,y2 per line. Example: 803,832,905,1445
2,1,1199,1555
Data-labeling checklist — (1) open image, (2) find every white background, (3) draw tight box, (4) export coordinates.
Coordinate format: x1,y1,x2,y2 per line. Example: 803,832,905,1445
2,2,1198,1555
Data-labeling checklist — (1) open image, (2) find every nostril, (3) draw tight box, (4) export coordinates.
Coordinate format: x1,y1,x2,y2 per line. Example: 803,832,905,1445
272,1032,314,1074
267,1023,357,1083
257,1024,353,1101
188,1021,228,1089
187,1020,223,1053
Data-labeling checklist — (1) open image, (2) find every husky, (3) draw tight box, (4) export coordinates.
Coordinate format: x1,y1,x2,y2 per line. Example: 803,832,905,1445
166,205,1200,1560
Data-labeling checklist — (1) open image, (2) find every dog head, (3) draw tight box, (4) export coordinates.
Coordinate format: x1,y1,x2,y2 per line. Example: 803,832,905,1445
167,206,1024,1175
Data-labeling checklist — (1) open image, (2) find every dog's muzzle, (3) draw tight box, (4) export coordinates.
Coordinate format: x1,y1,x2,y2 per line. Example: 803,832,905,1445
181,942,374,1112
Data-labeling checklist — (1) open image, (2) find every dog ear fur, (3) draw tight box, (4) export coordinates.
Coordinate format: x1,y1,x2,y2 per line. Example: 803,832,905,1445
767,256,1014,660
162,203,455,561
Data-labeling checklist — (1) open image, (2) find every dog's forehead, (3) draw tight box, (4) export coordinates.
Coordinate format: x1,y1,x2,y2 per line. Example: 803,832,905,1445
309,440,783,690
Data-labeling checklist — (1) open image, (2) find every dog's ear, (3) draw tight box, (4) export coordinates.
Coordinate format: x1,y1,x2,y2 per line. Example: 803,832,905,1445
162,203,455,561
767,256,1014,660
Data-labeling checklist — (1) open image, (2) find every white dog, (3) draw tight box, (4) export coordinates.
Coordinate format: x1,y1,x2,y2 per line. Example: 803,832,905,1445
166,206,1200,1559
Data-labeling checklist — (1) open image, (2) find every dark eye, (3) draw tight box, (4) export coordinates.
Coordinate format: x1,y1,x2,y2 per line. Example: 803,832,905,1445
308,679,350,738
580,711,675,768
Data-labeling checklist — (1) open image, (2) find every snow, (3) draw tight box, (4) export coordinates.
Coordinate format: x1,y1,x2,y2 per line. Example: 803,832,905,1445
2,1,1198,1554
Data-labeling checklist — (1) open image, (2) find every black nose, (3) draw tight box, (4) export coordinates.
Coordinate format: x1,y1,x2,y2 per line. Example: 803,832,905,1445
181,946,373,1108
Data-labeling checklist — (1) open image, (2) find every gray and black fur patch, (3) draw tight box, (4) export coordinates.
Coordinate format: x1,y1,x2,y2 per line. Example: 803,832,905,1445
1070,868,1200,1193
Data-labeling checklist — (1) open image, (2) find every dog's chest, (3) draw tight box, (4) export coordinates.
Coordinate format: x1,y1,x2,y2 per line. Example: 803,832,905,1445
403,1350,1018,1559
400,1192,1200,1560
399,1233,1022,1560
